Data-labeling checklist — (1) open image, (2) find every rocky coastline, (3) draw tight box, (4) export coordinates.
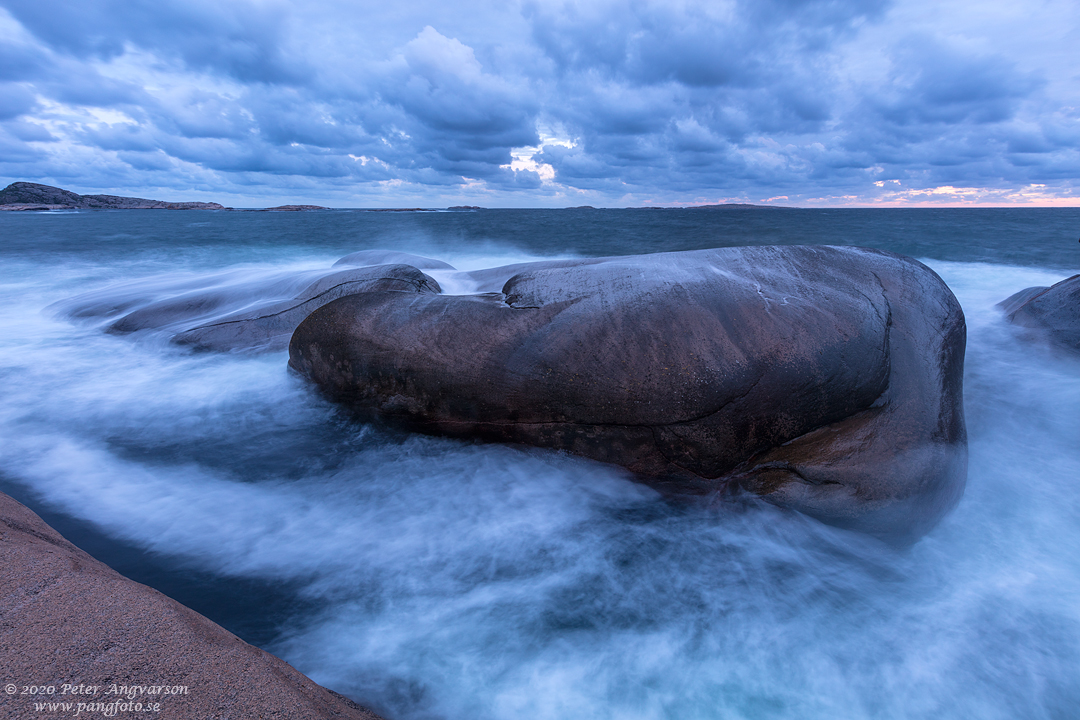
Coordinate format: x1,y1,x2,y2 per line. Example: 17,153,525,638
0,182,456,211
0,490,384,719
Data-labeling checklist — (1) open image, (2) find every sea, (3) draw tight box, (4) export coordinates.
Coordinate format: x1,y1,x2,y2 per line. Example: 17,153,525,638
1,207,1078,720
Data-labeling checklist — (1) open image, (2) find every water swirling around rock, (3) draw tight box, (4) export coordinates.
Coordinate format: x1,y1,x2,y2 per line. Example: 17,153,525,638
2,208,1078,720
290,246,967,541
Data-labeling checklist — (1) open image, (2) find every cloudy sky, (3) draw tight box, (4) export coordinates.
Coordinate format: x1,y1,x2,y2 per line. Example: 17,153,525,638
0,0,1077,207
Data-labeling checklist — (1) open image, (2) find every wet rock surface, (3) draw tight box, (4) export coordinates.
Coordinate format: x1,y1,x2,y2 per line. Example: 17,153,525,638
999,274,1080,353
0,491,383,720
54,260,443,353
289,246,968,540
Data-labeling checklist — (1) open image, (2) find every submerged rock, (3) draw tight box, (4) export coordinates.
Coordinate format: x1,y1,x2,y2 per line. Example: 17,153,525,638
169,266,441,352
333,250,456,271
289,246,968,540
998,274,1080,353
54,259,444,352
0,491,383,720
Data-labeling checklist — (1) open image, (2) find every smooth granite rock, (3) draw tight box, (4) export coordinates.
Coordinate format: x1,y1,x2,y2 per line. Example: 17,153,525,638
169,266,441,352
54,263,443,353
289,246,968,541
998,274,1080,353
0,491,383,720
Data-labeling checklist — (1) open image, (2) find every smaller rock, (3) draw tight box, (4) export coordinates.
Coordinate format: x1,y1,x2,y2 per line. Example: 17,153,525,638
54,256,444,353
173,265,442,352
998,274,1080,353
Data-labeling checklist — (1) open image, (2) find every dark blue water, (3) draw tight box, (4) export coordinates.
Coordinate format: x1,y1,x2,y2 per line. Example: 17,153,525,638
3,207,1079,268
2,208,1079,720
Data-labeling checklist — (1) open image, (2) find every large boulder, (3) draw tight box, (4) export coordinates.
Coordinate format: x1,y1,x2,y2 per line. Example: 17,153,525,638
289,246,968,540
998,274,1080,353
0,491,382,720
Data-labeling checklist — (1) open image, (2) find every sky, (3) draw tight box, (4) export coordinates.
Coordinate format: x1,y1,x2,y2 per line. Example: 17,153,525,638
0,0,1077,208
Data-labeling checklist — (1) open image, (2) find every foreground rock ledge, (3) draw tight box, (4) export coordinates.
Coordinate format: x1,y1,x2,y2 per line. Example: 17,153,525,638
290,246,968,541
0,491,383,720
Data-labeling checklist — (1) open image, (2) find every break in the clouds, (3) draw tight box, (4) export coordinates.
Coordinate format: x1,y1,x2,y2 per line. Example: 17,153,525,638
0,0,1077,206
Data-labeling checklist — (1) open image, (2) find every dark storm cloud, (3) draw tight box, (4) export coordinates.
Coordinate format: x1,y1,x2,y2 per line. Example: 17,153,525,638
518,0,897,194
0,82,36,119
0,0,1076,204
871,35,1043,126
2,0,303,83
358,26,540,178
527,0,888,86
3,119,55,142
804,31,1060,193
0,39,51,81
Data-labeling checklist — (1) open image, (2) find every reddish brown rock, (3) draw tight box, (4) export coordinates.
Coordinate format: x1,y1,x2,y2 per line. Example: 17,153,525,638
0,491,384,720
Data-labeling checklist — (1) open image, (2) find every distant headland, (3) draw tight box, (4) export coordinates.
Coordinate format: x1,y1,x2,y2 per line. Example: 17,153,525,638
1,181,791,211
632,202,792,209
0,182,226,211
0,182,443,212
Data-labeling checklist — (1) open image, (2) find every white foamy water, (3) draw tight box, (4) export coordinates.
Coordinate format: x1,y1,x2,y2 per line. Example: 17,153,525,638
1,246,1078,720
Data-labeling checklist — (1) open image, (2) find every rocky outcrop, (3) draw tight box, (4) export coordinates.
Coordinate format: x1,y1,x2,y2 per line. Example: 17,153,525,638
0,181,84,207
261,205,330,211
0,182,225,210
0,491,383,720
289,246,968,541
170,266,441,352
54,260,443,353
998,274,1080,353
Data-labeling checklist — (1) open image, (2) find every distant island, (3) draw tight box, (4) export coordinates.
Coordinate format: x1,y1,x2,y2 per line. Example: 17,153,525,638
631,203,791,209
0,181,789,212
688,202,791,209
0,181,226,210
260,204,330,211
0,183,482,212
